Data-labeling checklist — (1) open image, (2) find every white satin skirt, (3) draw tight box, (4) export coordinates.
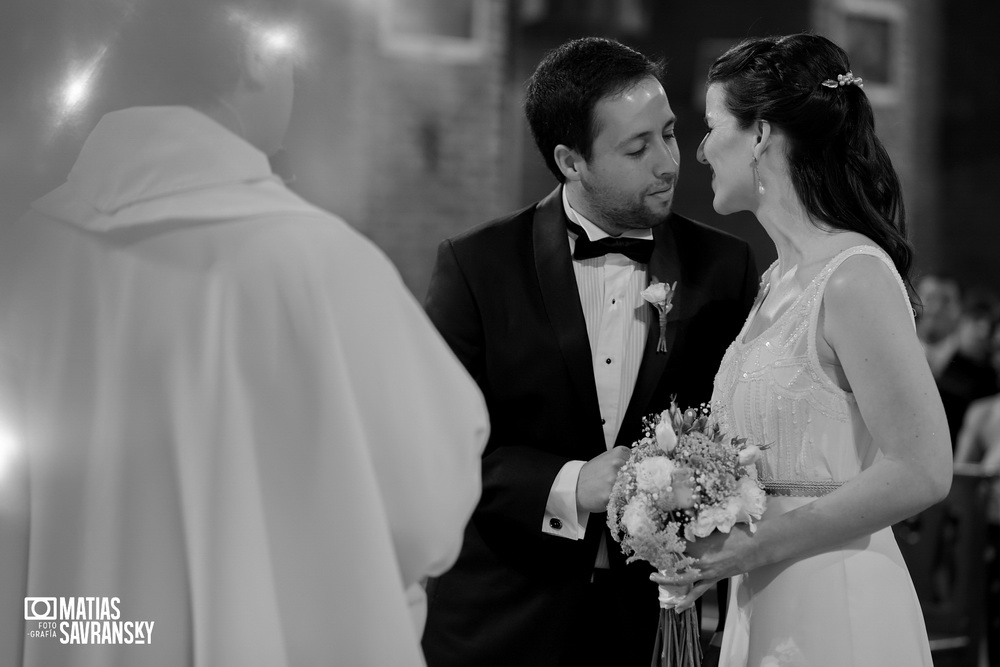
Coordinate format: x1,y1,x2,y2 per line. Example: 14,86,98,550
719,496,933,667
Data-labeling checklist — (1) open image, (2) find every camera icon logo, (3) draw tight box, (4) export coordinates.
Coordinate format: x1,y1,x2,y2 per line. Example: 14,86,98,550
24,597,57,621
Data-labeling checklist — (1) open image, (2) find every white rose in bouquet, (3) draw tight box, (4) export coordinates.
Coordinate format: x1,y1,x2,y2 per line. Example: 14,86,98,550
654,417,677,453
621,497,656,538
737,476,767,527
635,457,676,493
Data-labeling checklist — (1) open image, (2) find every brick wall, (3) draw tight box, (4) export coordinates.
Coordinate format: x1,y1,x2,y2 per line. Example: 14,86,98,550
281,0,509,299
812,0,942,282
935,0,1000,291
360,0,510,299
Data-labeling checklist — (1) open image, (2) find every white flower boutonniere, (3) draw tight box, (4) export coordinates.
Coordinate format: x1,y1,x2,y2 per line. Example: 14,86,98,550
640,279,677,353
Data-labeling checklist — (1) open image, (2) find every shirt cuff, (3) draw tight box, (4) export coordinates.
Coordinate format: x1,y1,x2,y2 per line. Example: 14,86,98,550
542,459,589,539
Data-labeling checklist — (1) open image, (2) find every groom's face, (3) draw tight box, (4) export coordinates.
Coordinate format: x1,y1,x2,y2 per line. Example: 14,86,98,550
575,76,679,235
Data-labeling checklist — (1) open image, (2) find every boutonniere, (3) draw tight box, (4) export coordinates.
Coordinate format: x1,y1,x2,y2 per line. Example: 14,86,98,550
640,279,677,353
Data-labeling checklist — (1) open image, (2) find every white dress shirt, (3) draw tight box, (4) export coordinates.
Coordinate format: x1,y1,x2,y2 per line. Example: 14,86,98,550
542,188,652,556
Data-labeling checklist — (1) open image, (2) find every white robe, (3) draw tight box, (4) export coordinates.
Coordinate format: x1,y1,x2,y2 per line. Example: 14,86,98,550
0,107,488,667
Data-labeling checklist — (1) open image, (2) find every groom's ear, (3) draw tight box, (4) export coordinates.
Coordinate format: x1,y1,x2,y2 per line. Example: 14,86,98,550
554,144,584,182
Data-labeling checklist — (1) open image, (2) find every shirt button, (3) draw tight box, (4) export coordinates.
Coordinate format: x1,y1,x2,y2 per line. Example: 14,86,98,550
611,298,616,304
549,518,563,530
605,358,612,364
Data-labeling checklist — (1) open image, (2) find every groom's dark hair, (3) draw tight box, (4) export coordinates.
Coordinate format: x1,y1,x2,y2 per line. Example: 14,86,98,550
524,37,667,183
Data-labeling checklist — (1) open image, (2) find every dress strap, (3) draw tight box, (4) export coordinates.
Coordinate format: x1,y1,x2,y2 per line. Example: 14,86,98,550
799,245,912,398
808,245,912,322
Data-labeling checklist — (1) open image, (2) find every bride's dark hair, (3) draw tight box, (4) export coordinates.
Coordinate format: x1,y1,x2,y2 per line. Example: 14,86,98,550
708,33,914,294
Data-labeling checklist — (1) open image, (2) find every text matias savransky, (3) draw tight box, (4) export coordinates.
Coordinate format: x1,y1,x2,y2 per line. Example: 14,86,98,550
24,596,155,645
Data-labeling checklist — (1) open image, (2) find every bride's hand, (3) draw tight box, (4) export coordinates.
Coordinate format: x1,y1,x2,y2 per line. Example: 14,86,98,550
649,571,718,612
650,524,760,610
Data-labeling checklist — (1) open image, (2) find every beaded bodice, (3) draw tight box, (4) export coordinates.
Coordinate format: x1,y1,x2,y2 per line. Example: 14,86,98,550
710,246,913,485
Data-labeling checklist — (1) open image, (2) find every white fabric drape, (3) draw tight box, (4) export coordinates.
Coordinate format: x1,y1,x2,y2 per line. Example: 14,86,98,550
0,107,488,667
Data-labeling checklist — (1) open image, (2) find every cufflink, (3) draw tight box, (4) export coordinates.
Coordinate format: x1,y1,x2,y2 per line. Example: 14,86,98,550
549,518,563,530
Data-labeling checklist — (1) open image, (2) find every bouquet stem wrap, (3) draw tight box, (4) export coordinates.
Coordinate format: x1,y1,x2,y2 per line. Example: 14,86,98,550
651,581,703,667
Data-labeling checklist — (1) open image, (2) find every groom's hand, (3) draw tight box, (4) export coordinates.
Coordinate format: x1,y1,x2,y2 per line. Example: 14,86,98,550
576,446,631,514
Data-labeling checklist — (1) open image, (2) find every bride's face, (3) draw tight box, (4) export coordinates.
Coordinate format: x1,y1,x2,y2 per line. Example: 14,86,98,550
696,83,758,215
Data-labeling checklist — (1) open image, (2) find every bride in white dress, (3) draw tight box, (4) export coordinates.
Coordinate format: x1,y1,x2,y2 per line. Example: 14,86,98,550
652,34,952,666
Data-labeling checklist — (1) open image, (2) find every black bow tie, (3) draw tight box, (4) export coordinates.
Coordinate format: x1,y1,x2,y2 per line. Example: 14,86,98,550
567,220,654,263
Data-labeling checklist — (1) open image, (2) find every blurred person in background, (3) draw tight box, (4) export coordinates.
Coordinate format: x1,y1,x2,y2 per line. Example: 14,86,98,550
0,1,487,665
954,315,1000,667
934,290,1000,442
915,273,963,376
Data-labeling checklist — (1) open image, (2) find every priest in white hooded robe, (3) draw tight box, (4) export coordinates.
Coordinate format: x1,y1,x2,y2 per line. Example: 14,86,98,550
0,1,488,665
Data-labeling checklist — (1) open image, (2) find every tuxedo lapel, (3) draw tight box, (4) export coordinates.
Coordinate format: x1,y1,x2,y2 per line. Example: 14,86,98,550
532,187,602,419
616,215,682,446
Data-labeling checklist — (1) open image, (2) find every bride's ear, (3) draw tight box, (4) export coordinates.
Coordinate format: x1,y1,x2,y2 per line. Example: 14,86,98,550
752,120,771,162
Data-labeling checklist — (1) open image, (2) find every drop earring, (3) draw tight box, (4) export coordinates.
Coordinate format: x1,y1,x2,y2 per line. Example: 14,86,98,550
752,156,765,195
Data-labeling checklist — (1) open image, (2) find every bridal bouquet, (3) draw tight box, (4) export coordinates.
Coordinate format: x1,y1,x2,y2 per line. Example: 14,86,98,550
606,401,765,667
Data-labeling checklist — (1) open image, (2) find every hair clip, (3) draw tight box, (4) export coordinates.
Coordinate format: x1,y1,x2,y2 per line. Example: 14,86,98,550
821,71,864,89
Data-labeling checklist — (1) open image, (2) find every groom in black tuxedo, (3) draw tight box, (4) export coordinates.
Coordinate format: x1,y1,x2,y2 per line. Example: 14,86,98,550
422,37,758,666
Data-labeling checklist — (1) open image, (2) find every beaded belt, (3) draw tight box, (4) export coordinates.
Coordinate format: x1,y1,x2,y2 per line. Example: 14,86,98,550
762,479,844,497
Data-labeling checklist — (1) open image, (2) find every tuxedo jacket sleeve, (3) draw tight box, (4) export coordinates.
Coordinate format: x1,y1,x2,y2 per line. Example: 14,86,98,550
425,206,574,552
424,187,758,573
